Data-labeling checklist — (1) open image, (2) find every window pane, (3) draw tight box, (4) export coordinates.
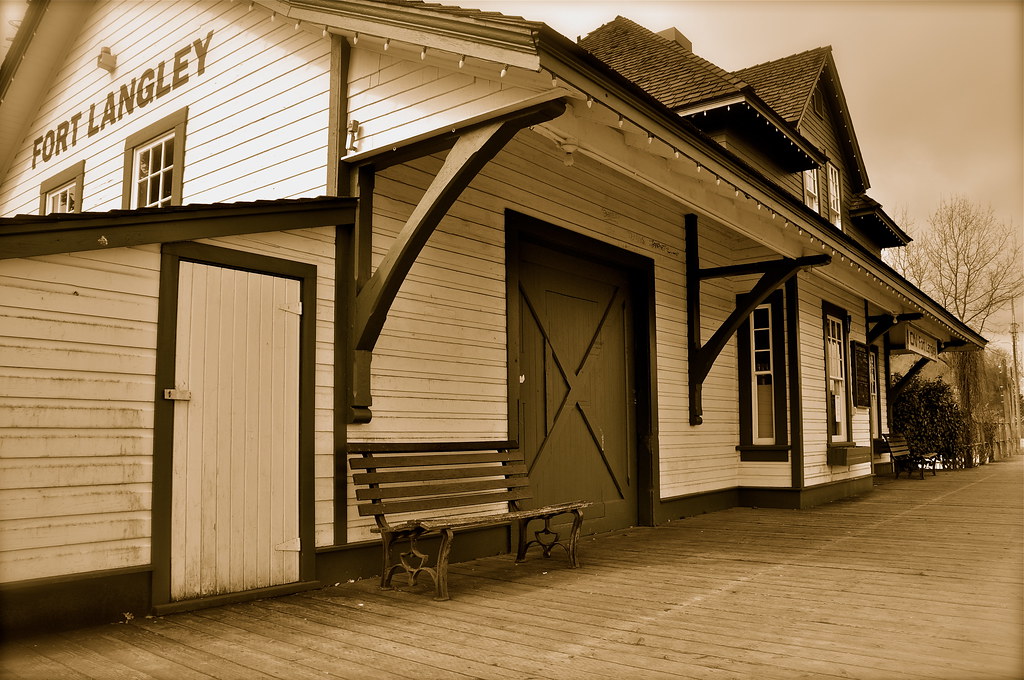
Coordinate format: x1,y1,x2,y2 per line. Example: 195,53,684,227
756,380,774,439
138,149,150,179
149,174,161,204
163,139,174,169
161,168,173,200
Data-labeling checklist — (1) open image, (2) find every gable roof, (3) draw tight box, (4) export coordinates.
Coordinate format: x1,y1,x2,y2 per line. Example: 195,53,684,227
578,15,744,110
733,47,829,123
734,47,870,193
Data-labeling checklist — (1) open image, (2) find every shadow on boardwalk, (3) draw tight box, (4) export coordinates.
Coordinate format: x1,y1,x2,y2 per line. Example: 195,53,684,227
3,456,1022,679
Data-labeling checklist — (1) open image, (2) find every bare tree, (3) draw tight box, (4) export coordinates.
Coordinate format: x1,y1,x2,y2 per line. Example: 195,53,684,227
888,195,1024,335
887,197,1024,464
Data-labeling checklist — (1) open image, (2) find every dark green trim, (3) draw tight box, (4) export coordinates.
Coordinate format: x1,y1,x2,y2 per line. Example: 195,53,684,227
658,475,874,519
826,445,872,467
786,277,804,488
327,34,348,196
38,159,85,214
737,445,790,462
333,225,352,543
152,241,318,609
505,209,658,527
0,566,151,640
0,197,357,260
656,488,740,522
121,107,188,210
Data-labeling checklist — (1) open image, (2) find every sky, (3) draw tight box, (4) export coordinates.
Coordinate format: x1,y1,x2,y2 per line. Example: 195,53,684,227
2,0,1022,355
454,0,1024,357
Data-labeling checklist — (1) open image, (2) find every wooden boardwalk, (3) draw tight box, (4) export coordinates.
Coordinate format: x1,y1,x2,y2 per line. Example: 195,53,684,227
3,456,1022,680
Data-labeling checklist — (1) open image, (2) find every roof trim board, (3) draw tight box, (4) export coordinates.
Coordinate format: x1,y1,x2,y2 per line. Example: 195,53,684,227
0,197,357,259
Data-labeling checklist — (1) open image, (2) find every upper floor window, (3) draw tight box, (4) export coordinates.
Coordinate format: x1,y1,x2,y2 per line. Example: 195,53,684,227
122,107,187,209
827,163,842,229
39,160,85,214
803,168,819,212
823,303,849,442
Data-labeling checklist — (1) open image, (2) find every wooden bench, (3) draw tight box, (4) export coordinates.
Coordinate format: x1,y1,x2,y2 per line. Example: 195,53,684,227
884,433,939,479
349,441,592,600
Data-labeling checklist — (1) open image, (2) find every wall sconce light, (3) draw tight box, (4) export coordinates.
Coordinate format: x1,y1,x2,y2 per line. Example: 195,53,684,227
97,46,116,73
347,120,360,152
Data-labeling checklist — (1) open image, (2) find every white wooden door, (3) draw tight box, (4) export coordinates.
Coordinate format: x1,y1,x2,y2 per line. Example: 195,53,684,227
170,262,301,601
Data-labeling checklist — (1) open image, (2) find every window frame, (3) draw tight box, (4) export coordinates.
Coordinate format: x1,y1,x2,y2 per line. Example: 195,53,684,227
121,107,188,210
822,301,851,443
803,167,820,213
39,160,85,214
827,162,842,229
737,291,788,459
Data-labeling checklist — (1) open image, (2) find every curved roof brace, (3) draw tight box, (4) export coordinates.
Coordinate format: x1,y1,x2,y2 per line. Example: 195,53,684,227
347,98,566,422
685,213,830,425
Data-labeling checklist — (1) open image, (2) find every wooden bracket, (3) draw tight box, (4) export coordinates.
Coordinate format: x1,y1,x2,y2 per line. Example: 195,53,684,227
866,312,922,344
891,355,931,399
346,99,566,422
686,213,830,425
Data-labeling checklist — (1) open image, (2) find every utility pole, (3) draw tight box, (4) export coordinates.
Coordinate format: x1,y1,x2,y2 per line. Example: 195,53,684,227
1010,299,1022,455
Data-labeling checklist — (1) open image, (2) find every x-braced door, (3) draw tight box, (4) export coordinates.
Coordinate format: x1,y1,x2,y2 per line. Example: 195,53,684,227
517,242,638,534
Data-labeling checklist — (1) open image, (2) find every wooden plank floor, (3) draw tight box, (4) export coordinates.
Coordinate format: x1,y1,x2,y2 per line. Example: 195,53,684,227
3,456,1022,679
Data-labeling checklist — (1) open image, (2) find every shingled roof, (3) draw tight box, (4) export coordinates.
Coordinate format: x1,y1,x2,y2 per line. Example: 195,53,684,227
578,16,745,110
733,47,831,124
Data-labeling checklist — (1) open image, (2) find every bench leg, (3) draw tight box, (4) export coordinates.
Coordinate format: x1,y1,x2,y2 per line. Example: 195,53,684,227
380,531,403,589
566,508,584,569
515,509,585,568
433,528,454,601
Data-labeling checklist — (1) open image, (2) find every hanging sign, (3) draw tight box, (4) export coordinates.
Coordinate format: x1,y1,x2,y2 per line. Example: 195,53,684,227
31,30,214,169
851,341,871,408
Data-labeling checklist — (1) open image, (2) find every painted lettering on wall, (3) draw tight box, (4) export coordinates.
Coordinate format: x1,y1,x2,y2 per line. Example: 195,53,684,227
31,30,213,169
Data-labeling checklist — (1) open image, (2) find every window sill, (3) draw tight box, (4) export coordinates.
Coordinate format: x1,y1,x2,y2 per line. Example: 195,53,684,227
737,445,790,462
827,445,872,467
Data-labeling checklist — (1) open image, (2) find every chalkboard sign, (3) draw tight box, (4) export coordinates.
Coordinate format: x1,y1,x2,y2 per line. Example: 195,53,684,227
851,341,871,408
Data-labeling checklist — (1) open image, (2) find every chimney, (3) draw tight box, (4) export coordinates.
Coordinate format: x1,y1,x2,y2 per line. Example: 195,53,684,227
657,27,692,52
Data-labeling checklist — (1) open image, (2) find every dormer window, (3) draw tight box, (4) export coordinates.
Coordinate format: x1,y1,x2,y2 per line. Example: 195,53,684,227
803,168,819,212
827,163,842,229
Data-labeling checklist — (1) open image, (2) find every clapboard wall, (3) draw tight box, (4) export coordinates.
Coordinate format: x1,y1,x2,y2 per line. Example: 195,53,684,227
0,0,331,215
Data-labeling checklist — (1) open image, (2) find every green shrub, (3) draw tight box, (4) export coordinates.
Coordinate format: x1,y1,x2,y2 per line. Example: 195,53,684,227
891,375,970,467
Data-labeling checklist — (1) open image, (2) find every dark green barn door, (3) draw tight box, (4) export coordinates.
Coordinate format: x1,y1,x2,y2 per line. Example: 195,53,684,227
517,242,638,534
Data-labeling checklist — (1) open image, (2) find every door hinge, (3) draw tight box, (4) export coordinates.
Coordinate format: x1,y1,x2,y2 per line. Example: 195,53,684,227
163,388,192,401
274,537,301,552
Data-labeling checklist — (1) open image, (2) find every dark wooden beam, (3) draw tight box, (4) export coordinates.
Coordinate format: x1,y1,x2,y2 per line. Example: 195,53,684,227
686,214,830,425
352,99,565,353
867,312,923,345
891,355,931,399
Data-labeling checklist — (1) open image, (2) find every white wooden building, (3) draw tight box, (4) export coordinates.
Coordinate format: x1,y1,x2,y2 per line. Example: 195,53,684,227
0,0,984,633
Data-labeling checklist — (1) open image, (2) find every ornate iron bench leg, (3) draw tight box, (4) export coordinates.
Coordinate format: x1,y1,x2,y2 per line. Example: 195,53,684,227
433,528,455,601
514,518,529,563
380,530,402,589
566,508,584,568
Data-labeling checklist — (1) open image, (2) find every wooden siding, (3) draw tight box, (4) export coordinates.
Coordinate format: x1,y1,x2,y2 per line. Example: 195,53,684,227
0,247,161,583
347,116,784,538
796,270,873,486
199,228,336,548
346,47,544,156
0,0,331,216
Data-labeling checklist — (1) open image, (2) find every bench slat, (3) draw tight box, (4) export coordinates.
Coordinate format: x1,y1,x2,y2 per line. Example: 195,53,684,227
380,501,594,533
353,464,528,485
356,476,530,501
350,451,522,469
357,488,532,516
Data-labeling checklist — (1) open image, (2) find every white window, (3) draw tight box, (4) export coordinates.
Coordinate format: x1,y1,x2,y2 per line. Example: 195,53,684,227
827,163,842,229
39,160,84,215
804,168,819,212
826,314,847,441
45,181,76,214
133,132,175,208
751,305,775,444
121,107,186,210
